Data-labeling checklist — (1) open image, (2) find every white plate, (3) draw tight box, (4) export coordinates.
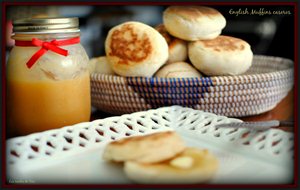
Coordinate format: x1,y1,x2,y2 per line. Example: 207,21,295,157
6,106,294,184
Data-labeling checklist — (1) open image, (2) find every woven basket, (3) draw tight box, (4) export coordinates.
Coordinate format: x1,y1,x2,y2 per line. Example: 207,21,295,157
91,55,294,117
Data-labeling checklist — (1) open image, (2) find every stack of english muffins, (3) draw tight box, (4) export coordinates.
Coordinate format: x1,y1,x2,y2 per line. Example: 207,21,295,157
90,6,253,78
103,131,219,184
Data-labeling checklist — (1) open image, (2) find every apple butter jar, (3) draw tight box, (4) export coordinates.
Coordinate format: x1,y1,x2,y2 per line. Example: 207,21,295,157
7,17,91,136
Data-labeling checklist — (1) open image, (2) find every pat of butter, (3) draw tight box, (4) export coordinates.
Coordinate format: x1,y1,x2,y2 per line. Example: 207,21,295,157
170,156,194,169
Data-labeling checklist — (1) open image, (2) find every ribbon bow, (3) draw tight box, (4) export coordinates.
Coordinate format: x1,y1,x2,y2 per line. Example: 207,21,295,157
15,37,80,69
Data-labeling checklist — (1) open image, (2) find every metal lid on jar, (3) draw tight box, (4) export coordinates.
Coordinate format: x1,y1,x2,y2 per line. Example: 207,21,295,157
12,17,80,34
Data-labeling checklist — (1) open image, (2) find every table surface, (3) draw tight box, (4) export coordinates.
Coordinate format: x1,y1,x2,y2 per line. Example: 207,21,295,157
91,89,295,132
241,89,294,132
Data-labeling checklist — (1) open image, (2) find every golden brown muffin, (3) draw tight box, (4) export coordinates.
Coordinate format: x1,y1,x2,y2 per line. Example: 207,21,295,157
103,131,186,164
105,21,168,77
155,24,188,64
155,61,202,78
124,147,219,184
88,56,114,74
188,35,253,76
163,6,226,41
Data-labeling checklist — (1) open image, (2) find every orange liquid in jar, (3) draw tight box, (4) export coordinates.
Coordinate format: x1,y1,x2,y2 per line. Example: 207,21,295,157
7,72,91,136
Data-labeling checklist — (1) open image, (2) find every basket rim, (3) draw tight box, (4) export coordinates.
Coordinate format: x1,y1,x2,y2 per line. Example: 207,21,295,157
90,55,294,86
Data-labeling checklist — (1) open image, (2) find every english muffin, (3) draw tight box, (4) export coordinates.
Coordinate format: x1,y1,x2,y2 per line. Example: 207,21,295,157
88,57,97,74
163,6,226,41
155,24,188,64
188,35,253,76
103,131,186,164
155,61,202,78
88,56,114,75
124,147,219,184
105,21,169,77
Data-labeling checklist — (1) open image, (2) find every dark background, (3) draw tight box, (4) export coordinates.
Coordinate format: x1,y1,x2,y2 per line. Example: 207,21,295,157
5,5,295,61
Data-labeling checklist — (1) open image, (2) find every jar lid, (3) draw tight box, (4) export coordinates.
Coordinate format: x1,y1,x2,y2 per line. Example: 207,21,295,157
12,17,80,34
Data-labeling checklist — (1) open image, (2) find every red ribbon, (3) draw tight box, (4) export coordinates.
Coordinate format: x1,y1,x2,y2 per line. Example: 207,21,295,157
15,37,80,69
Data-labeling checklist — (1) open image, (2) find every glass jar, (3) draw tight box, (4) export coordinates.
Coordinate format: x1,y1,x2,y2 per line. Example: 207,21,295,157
7,17,91,136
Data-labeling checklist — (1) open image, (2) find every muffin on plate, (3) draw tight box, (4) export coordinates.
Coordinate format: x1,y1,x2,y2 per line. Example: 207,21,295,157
103,131,186,164
124,147,219,184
